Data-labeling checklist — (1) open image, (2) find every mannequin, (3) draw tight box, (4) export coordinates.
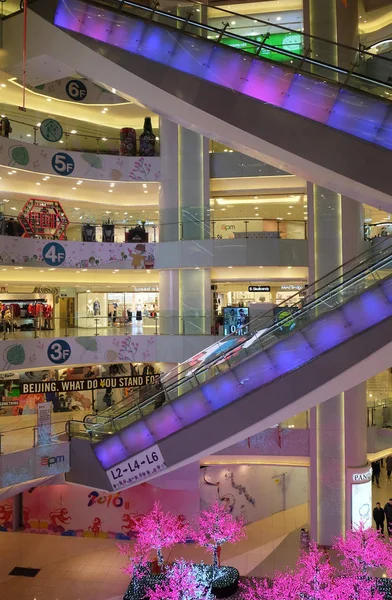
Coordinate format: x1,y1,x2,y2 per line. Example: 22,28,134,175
93,299,101,316
86,299,94,316
136,302,142,321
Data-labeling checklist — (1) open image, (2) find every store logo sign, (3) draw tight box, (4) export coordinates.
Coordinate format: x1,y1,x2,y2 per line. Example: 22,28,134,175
353,468,372,482
41,455,65,467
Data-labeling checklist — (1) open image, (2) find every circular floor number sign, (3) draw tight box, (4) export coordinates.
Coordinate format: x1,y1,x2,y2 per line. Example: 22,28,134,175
40,119,63,143
43,242,66,266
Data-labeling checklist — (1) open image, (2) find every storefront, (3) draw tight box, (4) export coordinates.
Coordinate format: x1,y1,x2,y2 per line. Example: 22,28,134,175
213,282,305,315
0,361,172,416
76,287,159,329
0,290,56,333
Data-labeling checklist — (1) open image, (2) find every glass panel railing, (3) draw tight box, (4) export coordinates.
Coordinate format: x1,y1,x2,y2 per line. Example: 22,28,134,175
69,238,392,440
75,0,392,101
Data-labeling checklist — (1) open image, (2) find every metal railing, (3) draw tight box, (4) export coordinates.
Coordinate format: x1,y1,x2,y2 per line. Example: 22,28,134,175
75,0,392,100
69,238,392,439
0,215,308,242
0,418,69,454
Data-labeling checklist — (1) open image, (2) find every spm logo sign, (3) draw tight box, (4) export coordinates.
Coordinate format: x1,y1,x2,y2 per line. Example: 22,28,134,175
41,455,65,467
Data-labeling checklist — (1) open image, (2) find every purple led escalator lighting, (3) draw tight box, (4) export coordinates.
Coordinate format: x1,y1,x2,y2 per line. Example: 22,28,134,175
55,0,392,151
93,278,392,470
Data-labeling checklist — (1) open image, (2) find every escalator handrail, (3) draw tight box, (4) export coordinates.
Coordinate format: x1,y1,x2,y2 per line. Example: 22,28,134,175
84,238,392,424
75,240,392,435
79,0,392,94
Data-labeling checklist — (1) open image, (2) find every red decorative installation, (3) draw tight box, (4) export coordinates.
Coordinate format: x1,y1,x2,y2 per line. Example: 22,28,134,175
18,198,69,239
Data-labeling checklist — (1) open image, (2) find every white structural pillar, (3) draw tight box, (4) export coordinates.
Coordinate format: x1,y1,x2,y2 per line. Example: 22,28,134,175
159,117,211,335
306,0,367,546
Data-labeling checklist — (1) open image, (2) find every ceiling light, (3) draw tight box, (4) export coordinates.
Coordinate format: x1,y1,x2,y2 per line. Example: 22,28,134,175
142,183,147,188
37,122,41,127
231,20,236,24
47,98,51,101
228,266,233,268
11,170,16,174
59,140,64,144
110,183,115,188
255,213,259,216
0,84,6,88
72,187,76,190
70,129,77,134
108,189,113,193
277,217,283,220
144,190,148,194
74,207,80,211
26,133,31,137
86,289,91,293
81,268,87,272
289,205,294,208
216,196,301,206
36,182,41,186
156,136,160,141
77,180,83,184
10,207,17,211
48,268,56,271
102,137,107,141
105,211,111,214
259,266,263,268
101,110,106,114
2,199,9,203
111,88,116,93
276,16,281,21
287,266,292,269
287,212,291,215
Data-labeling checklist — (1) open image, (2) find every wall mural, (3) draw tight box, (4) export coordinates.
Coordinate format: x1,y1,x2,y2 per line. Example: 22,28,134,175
21,481,198,538
200,464,308,524
0,137,160,181
0,237,156,269
0,335,157,372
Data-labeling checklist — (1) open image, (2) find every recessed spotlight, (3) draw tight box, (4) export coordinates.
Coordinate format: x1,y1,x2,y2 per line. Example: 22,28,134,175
287,212,291,215
86,289,91,293
102,137,107,141
276,16,281,21
48,268,56,271
142,183,147,188
70,129,77,134
144,190,148,194
110,183,115,188
26,134,31,137
36,182,41,186
47,97,51,101
255,213,259,216
74,207,80,211
11,170,16,174
10,207,17,211
259,266,263,268
59,140,64,144
81,268,87,272
72,187,76,190
231,20,236,24
77,181,83,185
37,122,41,127
228,266,233,269
108,189,113,193
1,84,6,88
287,266,292,269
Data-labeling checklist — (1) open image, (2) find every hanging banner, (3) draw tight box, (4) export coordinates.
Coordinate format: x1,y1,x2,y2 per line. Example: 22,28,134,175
37,401,52,446
20,374,160,395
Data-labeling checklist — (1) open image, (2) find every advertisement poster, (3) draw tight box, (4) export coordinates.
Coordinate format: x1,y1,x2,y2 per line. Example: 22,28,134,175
37,401,52,446
223,307,249,336
352,480,372,530
22,480,198,538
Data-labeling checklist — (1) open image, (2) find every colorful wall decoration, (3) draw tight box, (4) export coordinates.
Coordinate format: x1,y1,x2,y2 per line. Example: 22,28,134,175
22,473,199,538
0,335,157,372
0,237,156,269
200,464,308,524
0,137,160,181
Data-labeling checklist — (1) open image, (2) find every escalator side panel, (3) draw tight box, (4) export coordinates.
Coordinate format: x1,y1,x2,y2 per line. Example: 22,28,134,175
282,75,339,123
54,0,392,151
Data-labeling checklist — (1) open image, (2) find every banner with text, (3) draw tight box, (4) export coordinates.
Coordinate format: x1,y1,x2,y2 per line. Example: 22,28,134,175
20,374,160,395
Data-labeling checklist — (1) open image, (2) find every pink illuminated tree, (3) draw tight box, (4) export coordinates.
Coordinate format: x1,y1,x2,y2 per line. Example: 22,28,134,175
133,501,189,566
195,501,246,571
147,559,214,600
117,542,149,595
330,574,384,600
333,523,392,577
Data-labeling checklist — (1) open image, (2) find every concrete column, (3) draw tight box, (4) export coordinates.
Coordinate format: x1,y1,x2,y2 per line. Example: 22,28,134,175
159,118,211,335
305,0,365,546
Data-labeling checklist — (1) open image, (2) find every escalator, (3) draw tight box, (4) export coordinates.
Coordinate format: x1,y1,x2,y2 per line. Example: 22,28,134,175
66,241,392,491
1,0,392,208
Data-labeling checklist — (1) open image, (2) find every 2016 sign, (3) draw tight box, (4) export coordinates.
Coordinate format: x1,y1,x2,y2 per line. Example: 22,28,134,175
47,340,71,364
65,79,88,102
43,242,66,266
52,152,75,176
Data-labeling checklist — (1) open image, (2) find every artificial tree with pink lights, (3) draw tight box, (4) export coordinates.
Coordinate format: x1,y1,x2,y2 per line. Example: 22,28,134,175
133,501,189,566
240,524,392,600
147,559,214,600
195,501,246,571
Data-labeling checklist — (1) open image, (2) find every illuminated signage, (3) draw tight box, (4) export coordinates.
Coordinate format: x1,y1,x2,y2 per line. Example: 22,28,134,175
248,285,271,292
352,468,372,483
222,31,303,63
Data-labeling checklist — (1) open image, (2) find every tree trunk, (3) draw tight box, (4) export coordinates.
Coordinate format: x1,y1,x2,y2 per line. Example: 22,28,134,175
157,547,164,567
213,546,219,571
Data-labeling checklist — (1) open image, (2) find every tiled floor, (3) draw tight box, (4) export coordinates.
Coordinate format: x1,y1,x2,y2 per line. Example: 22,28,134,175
0,503,308,600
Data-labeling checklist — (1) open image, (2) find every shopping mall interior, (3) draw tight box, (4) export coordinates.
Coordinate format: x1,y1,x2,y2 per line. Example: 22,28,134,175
0,0,391,598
